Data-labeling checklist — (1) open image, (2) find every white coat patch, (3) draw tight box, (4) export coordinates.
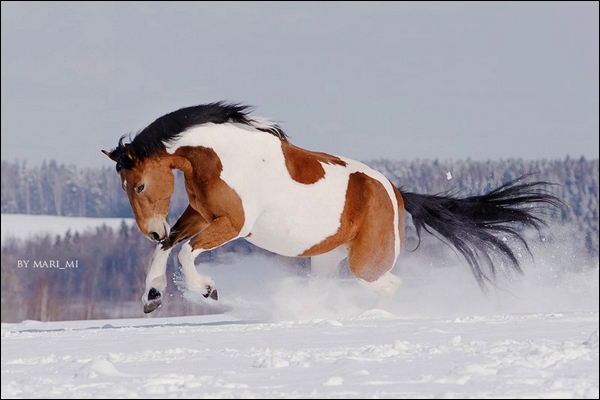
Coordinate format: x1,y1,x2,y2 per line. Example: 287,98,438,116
166,123,399,257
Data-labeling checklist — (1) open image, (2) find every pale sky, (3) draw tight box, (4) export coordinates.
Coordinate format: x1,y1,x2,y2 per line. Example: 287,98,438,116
1,1,598,168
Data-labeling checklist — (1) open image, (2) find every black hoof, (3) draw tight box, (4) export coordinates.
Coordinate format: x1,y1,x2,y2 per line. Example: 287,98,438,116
143,300,162,314
203,287,219,301
148,287,161,301
143,287,162,313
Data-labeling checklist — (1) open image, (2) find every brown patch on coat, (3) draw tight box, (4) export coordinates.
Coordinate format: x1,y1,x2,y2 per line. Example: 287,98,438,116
281,141,347,184
300,172,404,282
172,146,246,251
162,205,209,249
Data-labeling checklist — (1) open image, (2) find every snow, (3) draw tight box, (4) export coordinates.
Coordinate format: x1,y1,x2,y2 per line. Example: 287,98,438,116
1,215,599,398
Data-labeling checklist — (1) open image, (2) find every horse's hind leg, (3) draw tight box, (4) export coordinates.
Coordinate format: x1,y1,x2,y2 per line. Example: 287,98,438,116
348,231,402,308
310,246,348,278
338,171,404,310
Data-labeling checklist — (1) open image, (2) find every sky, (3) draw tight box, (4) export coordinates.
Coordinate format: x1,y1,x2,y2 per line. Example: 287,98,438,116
1,215,599,398
1,1,598,169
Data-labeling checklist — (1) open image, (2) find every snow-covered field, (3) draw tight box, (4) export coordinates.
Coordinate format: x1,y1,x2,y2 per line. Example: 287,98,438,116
1,215,599,398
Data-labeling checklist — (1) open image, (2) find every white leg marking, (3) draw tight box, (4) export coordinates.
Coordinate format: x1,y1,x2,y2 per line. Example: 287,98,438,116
178,242,215,295
360,272,402,310
142,244,172,303
310,246,348,278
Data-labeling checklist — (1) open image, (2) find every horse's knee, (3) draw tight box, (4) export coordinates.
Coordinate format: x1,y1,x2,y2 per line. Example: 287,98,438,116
160,236,176,250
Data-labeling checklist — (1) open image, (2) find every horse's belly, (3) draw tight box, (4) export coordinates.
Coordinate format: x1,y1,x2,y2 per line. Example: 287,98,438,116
242,167,350,256
245,209,342,256
225,151,389,257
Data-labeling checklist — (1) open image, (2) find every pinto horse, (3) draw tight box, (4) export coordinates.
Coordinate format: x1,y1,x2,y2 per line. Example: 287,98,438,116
103,101,562,313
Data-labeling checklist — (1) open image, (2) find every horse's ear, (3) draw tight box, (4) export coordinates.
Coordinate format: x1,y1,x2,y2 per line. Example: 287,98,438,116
124,144,139,162
102,150,118,162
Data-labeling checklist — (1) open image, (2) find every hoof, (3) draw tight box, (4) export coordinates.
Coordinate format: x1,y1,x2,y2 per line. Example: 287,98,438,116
143,299,162,314
203,287,219,301
143,287,162,313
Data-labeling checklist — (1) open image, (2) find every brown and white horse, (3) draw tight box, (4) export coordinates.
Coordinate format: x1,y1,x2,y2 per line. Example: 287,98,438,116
103,102,562,313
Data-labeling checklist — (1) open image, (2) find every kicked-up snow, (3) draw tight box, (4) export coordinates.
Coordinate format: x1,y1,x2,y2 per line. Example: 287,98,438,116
2,251,599,399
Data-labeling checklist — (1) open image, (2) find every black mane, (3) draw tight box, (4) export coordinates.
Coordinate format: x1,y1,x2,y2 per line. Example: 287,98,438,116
109,101,287,171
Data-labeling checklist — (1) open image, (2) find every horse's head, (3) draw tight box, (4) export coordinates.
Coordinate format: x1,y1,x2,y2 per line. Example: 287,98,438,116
102,144,174,243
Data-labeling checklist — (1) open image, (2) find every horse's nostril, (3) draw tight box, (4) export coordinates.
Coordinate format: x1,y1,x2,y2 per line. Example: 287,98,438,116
150,231,160,241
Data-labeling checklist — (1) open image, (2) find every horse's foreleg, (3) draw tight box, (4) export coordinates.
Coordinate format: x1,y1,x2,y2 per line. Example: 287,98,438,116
178,242,218,300
177,216,241,300
166,205,209,247
142,205,208,313
142,244,172,313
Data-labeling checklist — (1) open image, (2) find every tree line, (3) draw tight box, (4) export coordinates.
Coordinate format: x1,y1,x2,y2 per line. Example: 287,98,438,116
1,156,598,322
2,157,597,253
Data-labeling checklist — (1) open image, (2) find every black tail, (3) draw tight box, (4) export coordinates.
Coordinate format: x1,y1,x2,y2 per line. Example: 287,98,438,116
400,174,564,288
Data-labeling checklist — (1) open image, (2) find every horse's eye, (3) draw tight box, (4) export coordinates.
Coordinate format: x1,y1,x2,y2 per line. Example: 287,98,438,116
136,183,145,194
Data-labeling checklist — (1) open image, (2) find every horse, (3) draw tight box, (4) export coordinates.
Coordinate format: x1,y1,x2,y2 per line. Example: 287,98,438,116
102,101,562,314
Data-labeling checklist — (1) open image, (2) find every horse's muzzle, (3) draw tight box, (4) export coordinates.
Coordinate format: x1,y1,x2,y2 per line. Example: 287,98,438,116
146,218,170,243
150,231,162,241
